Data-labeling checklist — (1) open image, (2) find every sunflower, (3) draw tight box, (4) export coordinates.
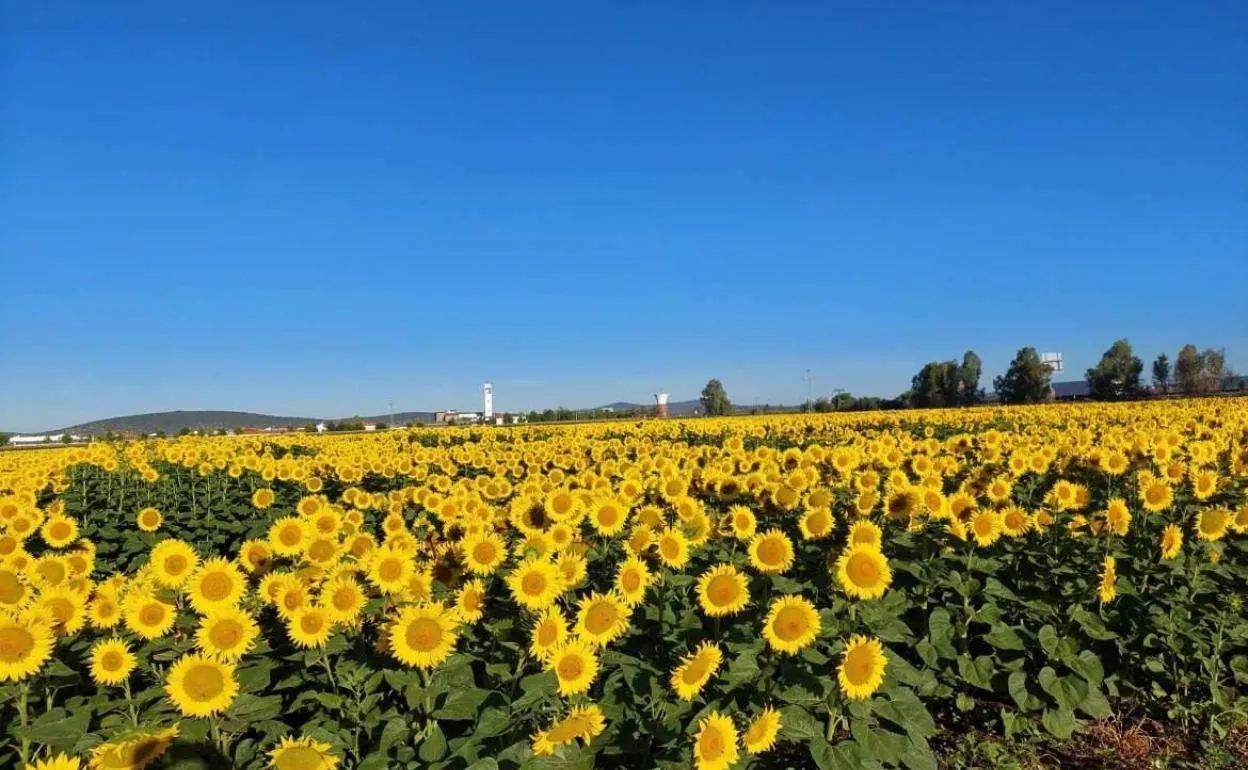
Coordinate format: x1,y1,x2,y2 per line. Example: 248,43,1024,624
1098,556,1117,604
165,653,238,717
1191,469,1218,500
136,507,163,533
883,486,920,522
692,711,739,770
799,507,834,541
303,537,341,567
531,704,607,756
555,553,588,588
1231,506,1248,535
547,641,598,696
1140,478,1174,512
457,531,505,575
1195,508,1230,542
0,567,32,613
287,606,333,649
614,557,653,605
148,539,199,588
123,594,176,640
31,554,70,588
0,614,53,681
747,529,794,575
529,607,568,661
186,558,247,613
275,583,309,620
847,520,883,549
456,579,486,623
238,540,273,574
389,602,460,669
506,559,565,611
252,488,276,509
88,724,179,770
268,518,310,558
670,641,722,700
575,592,630,647
656,528,691,569
742,706,782,754
267,735,340,770
89,638,136,686
836,634,887,701
999,506,1032,538
195,606,260,662
25,753,81,770
88,593,123,630
41,515,80,548
588,497,629,537
696,564,750,617
366,548,415,595
762,595,821,654
321,577,366,625
1160,523,1184,560
836,545,892,600
968,510,1002,548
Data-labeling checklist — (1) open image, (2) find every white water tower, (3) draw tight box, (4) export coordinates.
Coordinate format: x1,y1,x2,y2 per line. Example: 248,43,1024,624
483,383,494,420
654,392,669,418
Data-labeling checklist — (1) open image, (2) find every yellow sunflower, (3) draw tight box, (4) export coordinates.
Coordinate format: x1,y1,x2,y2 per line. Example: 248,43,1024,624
574,591,630,647
238,539,273,574
614,557,653,605
0,567,31,613
25,753,81,770
742,706,782,754
461,532,508,574
670,641,722,700
725,505,757,541
1140,478,1173,512
588,497,629,537
321,576,366,625
762,595,821,654
1195,508,1230,542
835,545,893,600
287,606,333,649
531,703,607,756
136,507,163,533
656,528,691,569
123,594,176,640
268,517,310,558
366,548,415,595
148,539,199,589
456,579,486,623
165,653,238,717
88,638,136,686
692,711,739,770
88,724,178,770
1160,523,1184,560
267,735,340,770
195,606,260,662
186,558,247,613
41,515,80,548
969,510,1002,547
838,634,888,700
748,529,795,575
1098,556,1117,604
252,488,276,510
847,520,883,549
696,564,750,617
799,507,834,541
505,559,565,611
547,640,599,696
529,607,569,661
389,602,460,669
0,614,53,681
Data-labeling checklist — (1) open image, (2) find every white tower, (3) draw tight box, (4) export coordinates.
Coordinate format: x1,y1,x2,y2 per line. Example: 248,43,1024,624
483,383,494,420
654,392,669,418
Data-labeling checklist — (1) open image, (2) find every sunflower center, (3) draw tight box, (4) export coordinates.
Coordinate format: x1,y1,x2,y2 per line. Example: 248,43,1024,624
165,556,188,576
557,655,584,680
473,542,497,564
522,572,547,596
707,575,739,606
463,591,483,612
183,664,226,701
300,614,324,635
598,507,619,527
38,562,67,584
46,598,73,625
211,620,244,649
200,573,234,602
101,650,124,670
847,553,880,586
698,728,725,760
682,656,710,684
774,606,810,641
0,627,35,660
332,588,358,612
660,539,680,559
280,527,302,546
378,559,403,582
308,541,334,562
140,604,166,626
622,571,641,592
405,618,442,652
845,647,874,684
275,746,324,770
50,521,72,540
1146,485,1165,504
585,603,618,635
0,572,25,604
537,622,559,646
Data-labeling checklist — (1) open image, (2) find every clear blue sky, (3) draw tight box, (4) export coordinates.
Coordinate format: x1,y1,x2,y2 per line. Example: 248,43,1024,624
2,1,1246,431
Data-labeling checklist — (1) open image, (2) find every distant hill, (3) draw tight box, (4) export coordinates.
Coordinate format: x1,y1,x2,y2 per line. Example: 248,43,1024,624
56,411,319,436
593,399,705,416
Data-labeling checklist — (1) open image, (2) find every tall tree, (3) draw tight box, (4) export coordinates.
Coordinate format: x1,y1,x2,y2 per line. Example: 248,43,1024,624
1085,339,1143,401
957,350,983,405
993,347,1053,404
1151,353,1171,394
910,361,956,408
700,379,732,416
1175,344,1225,395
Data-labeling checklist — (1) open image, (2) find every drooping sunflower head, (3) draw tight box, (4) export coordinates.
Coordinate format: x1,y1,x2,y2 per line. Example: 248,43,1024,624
742,707,782,755
670,641,722,701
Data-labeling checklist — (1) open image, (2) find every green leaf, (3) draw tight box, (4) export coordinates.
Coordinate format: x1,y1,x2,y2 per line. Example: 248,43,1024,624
780,705,822,741
1078,686,1112,720
433,686,489,720
956,654,995,691
24,709,90,751
721,649,761,688
1038,667,1087,712
1037,624,1060,659
380,718,409,752
876,689,936,740
474,707,511,739
1041,707,1077,740
467,760,500,770
1007,670,1036,712
358,753,390,770
1068,650,1104,686
928,609,956,658
984,623,1026,651
851,719,907,764
419,724,448,763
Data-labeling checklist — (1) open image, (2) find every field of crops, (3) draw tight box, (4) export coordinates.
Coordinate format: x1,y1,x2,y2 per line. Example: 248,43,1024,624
1,400,1246,770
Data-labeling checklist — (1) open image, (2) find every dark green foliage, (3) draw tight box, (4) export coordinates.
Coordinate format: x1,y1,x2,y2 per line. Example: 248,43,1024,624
1152,353,1171,393
1085,339,1143,401
993,347,1052,404
910,351,983,408
700,379,732,416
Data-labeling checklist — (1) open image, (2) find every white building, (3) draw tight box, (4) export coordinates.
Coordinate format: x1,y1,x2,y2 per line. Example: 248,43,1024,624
8,433,83,445
483,383,494,420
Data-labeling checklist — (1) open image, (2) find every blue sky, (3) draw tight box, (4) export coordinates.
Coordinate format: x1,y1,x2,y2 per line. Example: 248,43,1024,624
2,1,1245,431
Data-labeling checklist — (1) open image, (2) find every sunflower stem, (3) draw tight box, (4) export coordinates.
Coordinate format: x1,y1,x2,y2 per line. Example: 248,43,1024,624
16,681,31,765
123,678,140,728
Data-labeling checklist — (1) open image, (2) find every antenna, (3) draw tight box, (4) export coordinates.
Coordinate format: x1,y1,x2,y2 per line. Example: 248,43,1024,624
1040,353,1064,376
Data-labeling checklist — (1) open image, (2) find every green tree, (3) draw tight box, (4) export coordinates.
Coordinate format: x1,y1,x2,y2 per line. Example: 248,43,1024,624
0,433,8,447
1085,339,1143,401
957,351,984,405
910,361,956,408
178,426,192,436
1175,344,1225,395
993,347,1052,404
700,379,732,416
1151,353,1170,394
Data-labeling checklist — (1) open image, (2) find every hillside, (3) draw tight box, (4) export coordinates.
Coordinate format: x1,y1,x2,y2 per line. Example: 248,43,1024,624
57,411,319,436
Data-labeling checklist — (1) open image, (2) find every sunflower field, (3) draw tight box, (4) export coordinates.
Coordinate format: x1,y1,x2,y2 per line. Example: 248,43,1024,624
1,400,1247,770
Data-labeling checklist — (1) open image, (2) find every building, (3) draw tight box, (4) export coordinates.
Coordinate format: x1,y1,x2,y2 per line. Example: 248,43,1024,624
655,392,670,417
434,410,480,425
1051,381,1091,401
8,433,83,445
483,383,494,420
